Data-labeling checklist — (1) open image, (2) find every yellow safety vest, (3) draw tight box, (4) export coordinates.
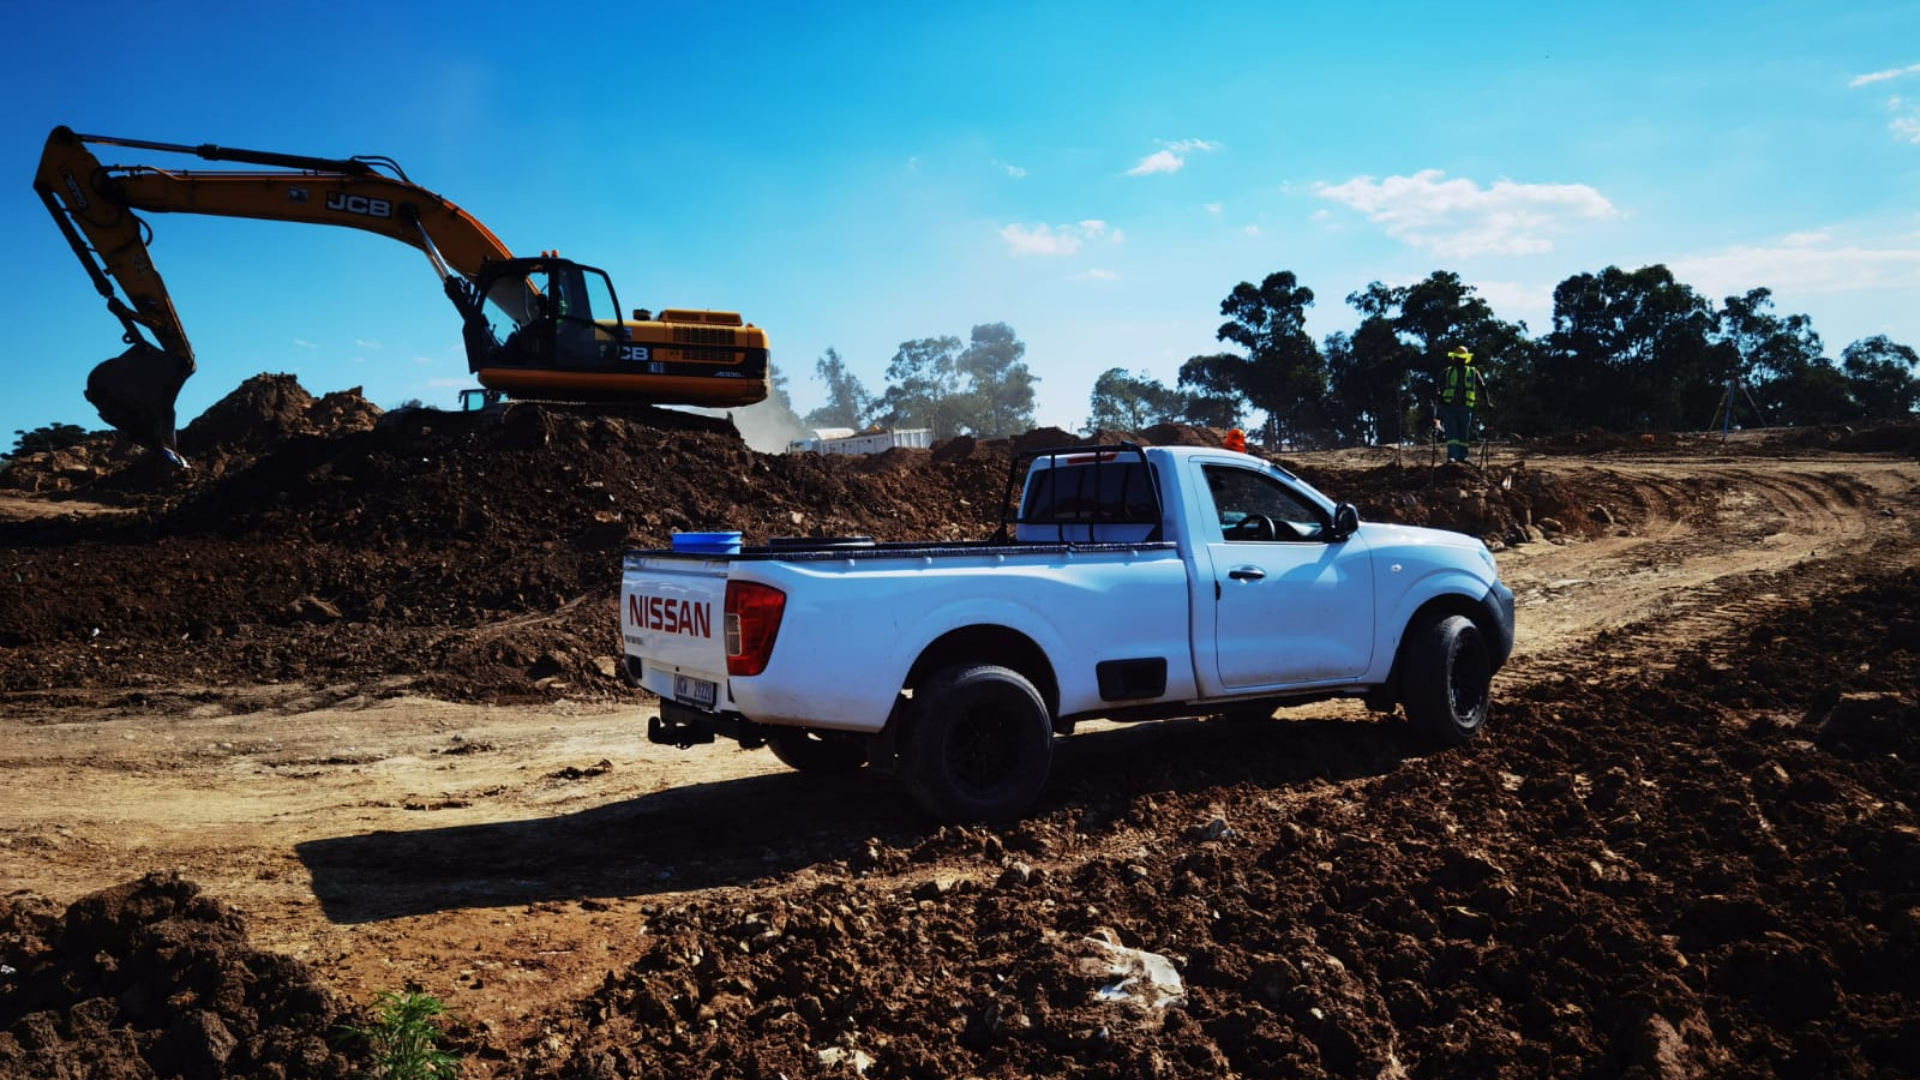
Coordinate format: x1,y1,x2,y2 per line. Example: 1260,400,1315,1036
1441,362,1478,408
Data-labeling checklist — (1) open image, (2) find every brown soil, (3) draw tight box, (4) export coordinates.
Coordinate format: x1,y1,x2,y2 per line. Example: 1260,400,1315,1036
2,374,1917,1078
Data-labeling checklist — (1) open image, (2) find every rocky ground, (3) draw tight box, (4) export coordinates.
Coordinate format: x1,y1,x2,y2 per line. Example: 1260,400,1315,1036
2,375,1916,1078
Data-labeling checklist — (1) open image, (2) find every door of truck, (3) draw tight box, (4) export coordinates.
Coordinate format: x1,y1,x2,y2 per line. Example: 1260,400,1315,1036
1193,458,1375,687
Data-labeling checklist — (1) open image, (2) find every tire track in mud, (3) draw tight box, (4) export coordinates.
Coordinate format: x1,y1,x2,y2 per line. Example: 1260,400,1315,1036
1500,459,1917,688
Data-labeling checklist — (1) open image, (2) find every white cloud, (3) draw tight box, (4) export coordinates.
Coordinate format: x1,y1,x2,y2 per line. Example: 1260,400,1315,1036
1313,169,1619,257
414,355,435,365
1310,208,1331,222
1204,201,1223,215
1073,268,1119,281
1128,150,1185,175
1783,230,1832,246
1000,223,1084,255
999,220,1122,256
1243,225,1261,236
1850,62,1920,87
292,339,318,349
426,377,472,389
1127,138,1221,176
1671,240,1920,299
999,161,1028,178
354,338,383,350
1854,74,1920,140
1891,98,1920,143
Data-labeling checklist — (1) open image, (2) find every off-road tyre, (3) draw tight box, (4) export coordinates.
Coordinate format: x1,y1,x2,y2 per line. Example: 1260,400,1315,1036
1401,613,1492,745
766,728,869,774
900,664,1053,824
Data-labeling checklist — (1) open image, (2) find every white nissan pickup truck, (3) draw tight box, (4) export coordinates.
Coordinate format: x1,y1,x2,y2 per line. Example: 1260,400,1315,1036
619,443,1514,822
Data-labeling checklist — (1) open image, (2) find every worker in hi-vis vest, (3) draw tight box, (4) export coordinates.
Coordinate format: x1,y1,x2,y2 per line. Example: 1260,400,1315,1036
1438,346,1491,463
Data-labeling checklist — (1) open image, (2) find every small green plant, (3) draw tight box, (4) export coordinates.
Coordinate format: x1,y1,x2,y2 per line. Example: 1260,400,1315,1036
343,990,463,1080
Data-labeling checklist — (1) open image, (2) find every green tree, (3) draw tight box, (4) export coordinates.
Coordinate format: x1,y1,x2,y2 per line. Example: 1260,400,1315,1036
1215,271,1329,445
1175,352,1249,428
1719,288,1845,426
1542,265,1722,431
1323,321,1421,446
804,347,871,429
1841,335,1920,419
1086,368,1188,432
873,335,965,437
956,322,1038,438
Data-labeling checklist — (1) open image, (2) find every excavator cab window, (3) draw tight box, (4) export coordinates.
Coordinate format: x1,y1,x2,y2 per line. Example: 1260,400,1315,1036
483,259,622,371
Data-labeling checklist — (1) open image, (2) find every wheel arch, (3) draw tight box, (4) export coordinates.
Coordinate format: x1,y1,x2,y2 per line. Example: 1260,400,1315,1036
1383,591,1508,703
905,625,1060,720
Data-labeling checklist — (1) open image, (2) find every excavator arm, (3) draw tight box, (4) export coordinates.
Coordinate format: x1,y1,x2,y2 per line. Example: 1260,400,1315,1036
35,125,525,450
35,126,769,453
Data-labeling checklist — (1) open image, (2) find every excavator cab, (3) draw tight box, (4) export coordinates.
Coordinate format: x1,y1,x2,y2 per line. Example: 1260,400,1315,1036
465,257,623,373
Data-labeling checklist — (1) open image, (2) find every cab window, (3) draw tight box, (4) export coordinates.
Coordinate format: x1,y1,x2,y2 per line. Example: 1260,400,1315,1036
1204,464,1329,541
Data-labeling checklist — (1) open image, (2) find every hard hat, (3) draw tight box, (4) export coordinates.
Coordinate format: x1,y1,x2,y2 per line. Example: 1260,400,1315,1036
1448,346,1473,362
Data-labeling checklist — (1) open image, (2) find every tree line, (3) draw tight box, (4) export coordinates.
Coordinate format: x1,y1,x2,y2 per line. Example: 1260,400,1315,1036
788,263,1919,449
790,321,1043,439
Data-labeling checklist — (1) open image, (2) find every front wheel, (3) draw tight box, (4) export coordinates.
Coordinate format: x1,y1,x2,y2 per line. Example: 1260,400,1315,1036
767,728,869,774
900,664,1053,824
1400,613,1492,744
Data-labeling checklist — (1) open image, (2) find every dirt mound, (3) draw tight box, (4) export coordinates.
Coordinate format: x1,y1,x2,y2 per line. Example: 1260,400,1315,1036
0,873,362,1079
0,375,385,497
0,385,1008,703
178,374,382,472
0,436,121,494
1139,422,1228,447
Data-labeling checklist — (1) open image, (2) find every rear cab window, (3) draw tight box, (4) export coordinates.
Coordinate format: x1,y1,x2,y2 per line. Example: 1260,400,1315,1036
1016,455,1160,542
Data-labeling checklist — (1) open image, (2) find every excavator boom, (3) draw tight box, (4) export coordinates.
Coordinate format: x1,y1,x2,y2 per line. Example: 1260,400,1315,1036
34,126,769,452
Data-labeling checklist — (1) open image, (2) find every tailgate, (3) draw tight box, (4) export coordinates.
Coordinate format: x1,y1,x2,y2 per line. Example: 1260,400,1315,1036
621,553,730,709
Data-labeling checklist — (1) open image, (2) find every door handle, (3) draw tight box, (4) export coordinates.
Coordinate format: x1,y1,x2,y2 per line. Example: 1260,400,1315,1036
1228,566,1266,581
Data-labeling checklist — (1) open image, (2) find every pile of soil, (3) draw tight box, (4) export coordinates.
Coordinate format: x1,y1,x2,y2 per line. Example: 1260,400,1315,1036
0,375,385,496
518,566,1919,1079
0,873,363,1079
0,376,1583,707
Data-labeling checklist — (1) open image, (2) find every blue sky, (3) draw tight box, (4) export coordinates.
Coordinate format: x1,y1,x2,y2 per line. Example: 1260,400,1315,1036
6,1,1917,448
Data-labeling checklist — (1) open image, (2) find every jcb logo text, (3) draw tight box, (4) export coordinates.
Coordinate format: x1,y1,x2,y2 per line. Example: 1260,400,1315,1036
326,192,392,219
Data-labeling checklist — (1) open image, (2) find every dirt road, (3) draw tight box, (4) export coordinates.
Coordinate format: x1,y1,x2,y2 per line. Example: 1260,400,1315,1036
3,427,1916,1078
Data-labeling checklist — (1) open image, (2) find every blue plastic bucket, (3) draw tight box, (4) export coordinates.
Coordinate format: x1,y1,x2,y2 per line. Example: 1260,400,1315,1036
672,531,743,555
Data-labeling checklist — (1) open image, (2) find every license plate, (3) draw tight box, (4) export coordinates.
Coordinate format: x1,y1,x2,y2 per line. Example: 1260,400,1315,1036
673,674,717,708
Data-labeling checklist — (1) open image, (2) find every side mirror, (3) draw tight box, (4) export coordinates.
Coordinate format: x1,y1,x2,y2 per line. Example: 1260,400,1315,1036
1332,503,1360,541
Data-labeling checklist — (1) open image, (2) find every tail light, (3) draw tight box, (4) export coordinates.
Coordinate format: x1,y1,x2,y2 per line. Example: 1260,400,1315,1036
724,581,786,676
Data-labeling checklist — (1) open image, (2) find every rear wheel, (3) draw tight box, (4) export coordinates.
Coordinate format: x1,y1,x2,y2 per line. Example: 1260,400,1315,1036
900,664,1053,824
1401,613,1492,744
767,728,868,774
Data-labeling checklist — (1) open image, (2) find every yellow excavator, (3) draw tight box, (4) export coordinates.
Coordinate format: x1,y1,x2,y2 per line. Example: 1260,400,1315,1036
34,125,770,456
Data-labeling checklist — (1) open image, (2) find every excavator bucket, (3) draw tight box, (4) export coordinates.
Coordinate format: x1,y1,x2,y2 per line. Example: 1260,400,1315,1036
84,342,194,452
